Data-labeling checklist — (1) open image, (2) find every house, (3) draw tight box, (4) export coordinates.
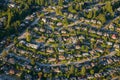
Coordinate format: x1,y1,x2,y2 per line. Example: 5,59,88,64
68,13,73,18
78,35,85,40
48,58,56,62
91,20,96,24
113,43,119,49
71,37,77,44
82,53,89,56
80,17,85,22
75,26,80,30
26,64,32,69
42,18,46,23
117,7,120,12
25,16,32,20
51,17,57,20
58,48,65,53
85,19,90,23
116,27,120,31
95,48,103,53
94,73,101,78
90,62,95,67
57,22,62,26
46,48,54,53
74,54,82,57
109,23,114,29
47,38,55,43
89,29,96,33
54,68,61,73
103,33,109,37
106,42,113,46
107,59,113,64
97,31,102,35
19,40,26,44
97,21,102,25
111,34,117,39
59,55,65,60
8,3,15,8
26,43,40,49
89,50,96,56
61,30,67,34
75,45,80,49
20,23,25,27
9,69,15,75
73,15,78,19
8,58,15,64
39,28,45,32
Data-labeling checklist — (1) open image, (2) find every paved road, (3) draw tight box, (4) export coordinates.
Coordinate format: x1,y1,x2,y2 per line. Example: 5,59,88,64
102,16,120,29
31,17,40,26
36,51,116,67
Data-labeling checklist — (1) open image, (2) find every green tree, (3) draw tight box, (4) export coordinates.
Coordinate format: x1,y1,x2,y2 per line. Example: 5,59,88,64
87,10,93,19
14,37,18,45
75,3,79,10
90,69,94,75
26,29,32,42
97,14,106,24
104,2,114,16
2,50,8,57
63,17,68,26
81,66,86,76
58,0,63,6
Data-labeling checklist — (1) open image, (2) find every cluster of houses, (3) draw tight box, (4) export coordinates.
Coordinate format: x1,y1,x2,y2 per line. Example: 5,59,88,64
0,0,120,79
0,51,119,80
9,4,120,65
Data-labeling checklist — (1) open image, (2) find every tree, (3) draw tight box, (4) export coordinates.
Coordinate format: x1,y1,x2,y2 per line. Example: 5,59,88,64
6,9,13,29
58,0,63,6
90,69,94,75
2,50,8,57
31,58,35,65
79,4,83,11
93,9,97,19
38,72,42,79
68,5,77,13
55,7,62,15
86,10,93,19
14,37,18,45
62,17,68,26
26,29,32,42
104,2,114,16
75,3,79,10
81,66,86,76
97,14,106,24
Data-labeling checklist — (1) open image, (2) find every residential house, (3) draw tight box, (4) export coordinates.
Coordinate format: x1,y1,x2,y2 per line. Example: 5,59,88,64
106,42,113,46
91,20,97,24
97,21,102,25
46,47,54,53
113,43,119,49
95,48,103,53
111,34,117,39
8,3,15,8
75,45,80,49
8,58,15,64
26,43,40,49
59,55,65,60
48,58,56,62
82,53,89,56
57,22,63,26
